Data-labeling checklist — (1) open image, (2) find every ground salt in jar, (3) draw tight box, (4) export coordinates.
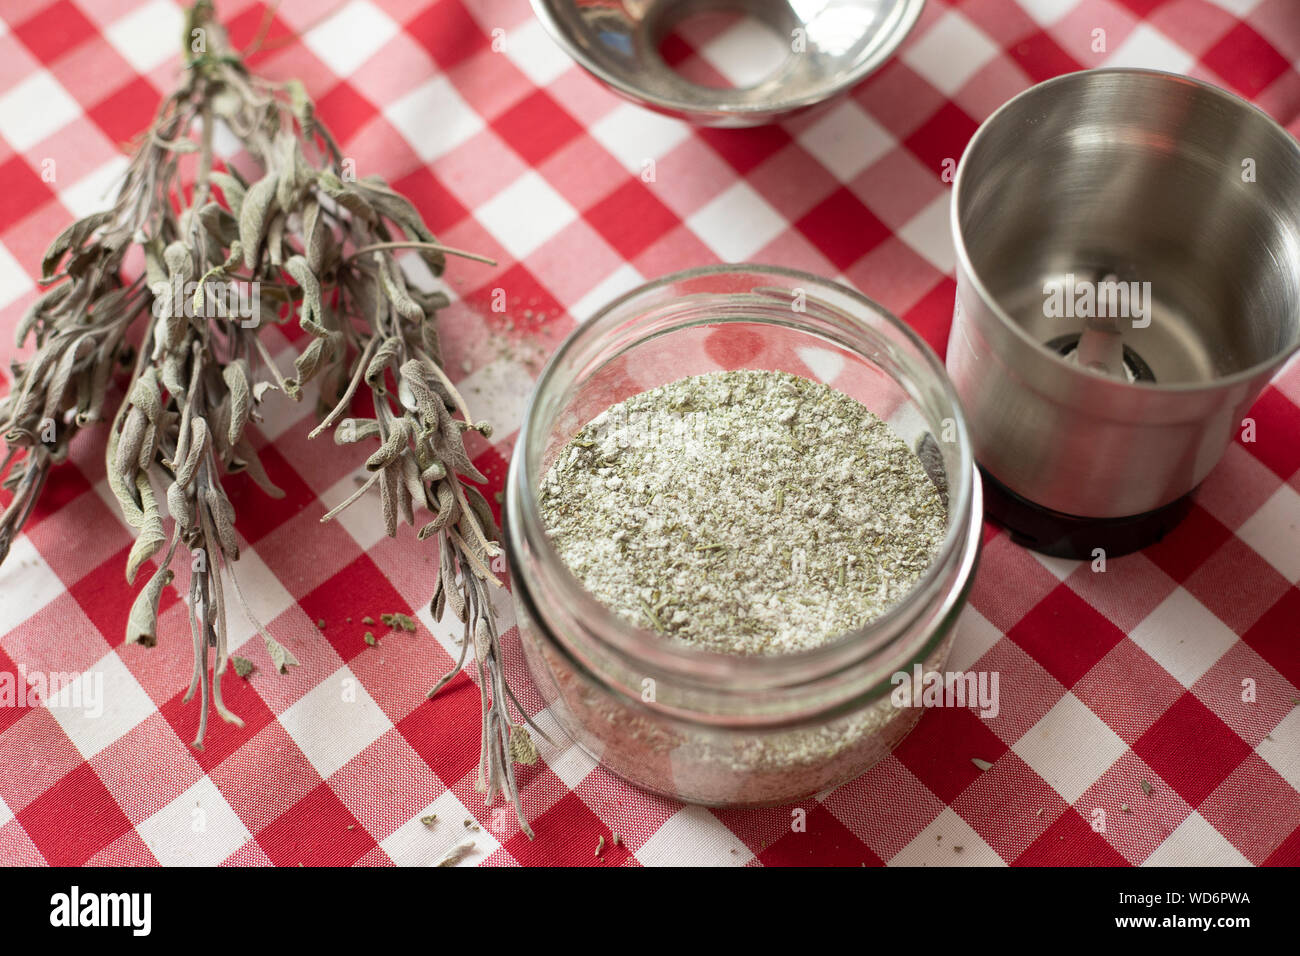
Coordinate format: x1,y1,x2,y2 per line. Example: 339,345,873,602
505,267,983,805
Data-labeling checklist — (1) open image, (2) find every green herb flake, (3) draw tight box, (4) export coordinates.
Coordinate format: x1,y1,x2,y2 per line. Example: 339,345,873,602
639,598,665,632
1140,778,1152,796
363,631,376,646
382,611,417,632
230,656,254,679
509,724,538,765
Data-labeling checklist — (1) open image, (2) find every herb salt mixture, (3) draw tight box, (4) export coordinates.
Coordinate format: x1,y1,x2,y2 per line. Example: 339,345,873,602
540,370,947,653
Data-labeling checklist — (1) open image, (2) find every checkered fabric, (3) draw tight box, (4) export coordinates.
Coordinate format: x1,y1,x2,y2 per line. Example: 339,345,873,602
0,0,1297,867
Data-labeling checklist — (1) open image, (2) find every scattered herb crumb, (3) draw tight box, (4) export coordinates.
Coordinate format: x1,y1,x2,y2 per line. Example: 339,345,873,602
435,840,475,867
1120,803,1131,813
363,631,377,646
508,724,538,765
1140,779,1152,796
971,757,993,772
1035,807,1044,818
612,832,621,847
463,818,480,831
953,846,963,853
595,835,605,857
362,616,375,625
316,618,326,629
230,656,254,679
382,612,417,632
420,815,437,827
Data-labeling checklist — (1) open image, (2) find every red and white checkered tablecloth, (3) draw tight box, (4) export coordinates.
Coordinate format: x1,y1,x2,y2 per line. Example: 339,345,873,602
0,0,1297,868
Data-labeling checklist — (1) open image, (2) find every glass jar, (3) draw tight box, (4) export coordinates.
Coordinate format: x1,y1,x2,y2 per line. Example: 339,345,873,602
504,265,983,806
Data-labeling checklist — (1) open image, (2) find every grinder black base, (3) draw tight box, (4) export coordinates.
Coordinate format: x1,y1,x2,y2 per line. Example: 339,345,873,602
980,467,1194,560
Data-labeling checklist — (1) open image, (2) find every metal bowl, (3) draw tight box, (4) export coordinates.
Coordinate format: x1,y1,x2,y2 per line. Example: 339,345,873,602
529,0,926,126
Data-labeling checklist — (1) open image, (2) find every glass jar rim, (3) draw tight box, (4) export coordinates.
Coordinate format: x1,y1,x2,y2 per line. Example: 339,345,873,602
505,264,978,689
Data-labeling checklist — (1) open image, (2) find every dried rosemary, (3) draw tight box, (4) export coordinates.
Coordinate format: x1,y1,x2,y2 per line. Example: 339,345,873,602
0,2,536,836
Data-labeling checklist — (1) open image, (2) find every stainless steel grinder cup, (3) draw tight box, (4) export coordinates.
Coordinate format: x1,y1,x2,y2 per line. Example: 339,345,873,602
947,69,1300,556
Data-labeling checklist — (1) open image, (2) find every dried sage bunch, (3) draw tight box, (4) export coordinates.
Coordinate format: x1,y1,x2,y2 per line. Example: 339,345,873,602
0,1,538,836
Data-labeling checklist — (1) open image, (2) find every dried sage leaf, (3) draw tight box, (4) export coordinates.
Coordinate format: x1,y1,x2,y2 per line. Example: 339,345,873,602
238,173,279,269
126,565,174,647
